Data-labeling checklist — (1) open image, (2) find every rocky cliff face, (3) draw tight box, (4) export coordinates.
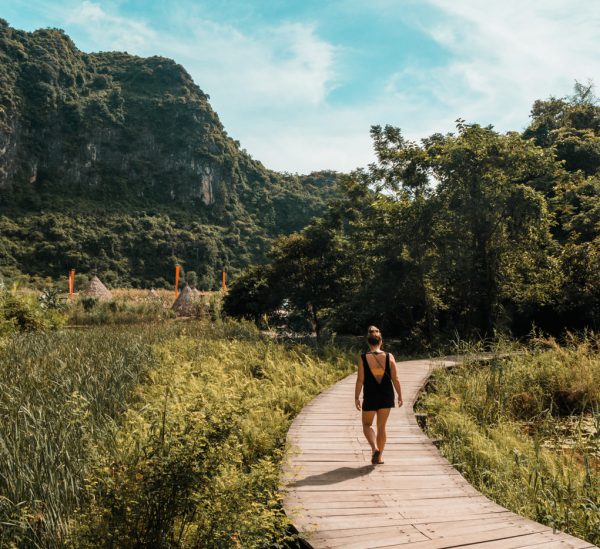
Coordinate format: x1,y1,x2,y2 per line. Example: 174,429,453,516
0,21,230,209
0,20,322,219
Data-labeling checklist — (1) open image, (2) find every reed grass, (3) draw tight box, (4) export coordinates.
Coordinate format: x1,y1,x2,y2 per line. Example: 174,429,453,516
66,298,175,325
0,322,193,547
0,319,355,547
417,335,600,545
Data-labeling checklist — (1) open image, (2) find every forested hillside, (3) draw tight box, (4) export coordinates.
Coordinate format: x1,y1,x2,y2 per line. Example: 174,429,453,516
0,20,337,287
226,84,600,340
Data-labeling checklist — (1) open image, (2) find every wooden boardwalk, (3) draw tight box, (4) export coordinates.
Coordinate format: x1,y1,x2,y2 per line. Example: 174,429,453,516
282,358,597,549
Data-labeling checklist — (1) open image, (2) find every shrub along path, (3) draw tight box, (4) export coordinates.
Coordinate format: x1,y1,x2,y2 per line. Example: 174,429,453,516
282,358,596,549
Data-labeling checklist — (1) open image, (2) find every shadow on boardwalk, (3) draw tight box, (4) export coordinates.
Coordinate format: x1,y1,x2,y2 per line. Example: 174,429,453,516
289,465,375,487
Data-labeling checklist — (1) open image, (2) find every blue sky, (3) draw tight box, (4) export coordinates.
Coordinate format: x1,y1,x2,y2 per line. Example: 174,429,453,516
3,0,600,173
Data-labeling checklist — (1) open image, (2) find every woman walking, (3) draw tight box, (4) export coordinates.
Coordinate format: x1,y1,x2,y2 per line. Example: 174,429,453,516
355,326,403,464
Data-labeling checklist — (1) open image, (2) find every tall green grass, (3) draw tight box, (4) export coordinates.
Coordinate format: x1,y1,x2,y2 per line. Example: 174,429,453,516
65,291,223,325
66,298,176,325
0,325,173,547
0,320,354,547
417,335,600,545
72,322,354,548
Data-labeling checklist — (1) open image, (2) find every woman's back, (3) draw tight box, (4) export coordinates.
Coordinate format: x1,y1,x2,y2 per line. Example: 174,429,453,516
361,352,395,411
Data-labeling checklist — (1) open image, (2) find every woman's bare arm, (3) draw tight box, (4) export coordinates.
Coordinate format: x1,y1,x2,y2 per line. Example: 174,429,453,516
355,356,364,410
389,354,403,407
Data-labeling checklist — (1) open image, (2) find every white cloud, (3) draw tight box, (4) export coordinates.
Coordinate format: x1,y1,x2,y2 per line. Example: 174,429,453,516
57,1,345,171
185,1,600,171
65,1,157,53
63,2,338,109
387,0,600,133
35,0,600,172
184,20,340,109
237,105,376,173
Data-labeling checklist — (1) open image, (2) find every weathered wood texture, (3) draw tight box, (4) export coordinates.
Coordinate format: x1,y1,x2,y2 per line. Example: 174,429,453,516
282,358,596,548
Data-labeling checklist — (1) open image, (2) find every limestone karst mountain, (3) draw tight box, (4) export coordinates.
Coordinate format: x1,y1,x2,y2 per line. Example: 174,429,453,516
0,19,339,287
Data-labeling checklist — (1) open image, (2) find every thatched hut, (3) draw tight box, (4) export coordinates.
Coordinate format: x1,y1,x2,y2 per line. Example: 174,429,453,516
172,285,196,317
82,276,112,300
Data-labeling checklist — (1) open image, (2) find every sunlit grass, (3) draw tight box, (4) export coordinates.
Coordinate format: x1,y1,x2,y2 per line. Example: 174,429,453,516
73,321,355,548
0,320,354,548
417,335,600,545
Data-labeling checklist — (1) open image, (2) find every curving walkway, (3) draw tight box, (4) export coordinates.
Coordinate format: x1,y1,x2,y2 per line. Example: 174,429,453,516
282,358,596,549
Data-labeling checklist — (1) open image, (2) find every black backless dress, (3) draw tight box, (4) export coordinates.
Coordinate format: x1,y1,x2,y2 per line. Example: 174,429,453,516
361,352,395,411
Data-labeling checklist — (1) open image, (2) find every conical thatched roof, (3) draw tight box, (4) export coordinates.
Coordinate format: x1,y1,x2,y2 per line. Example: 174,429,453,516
172,284,196,316
83,276,112,300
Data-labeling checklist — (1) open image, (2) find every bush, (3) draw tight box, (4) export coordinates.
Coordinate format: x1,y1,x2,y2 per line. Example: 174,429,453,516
1,292,46,331
79,296,99,311
39,286,67,311
0,290,65,332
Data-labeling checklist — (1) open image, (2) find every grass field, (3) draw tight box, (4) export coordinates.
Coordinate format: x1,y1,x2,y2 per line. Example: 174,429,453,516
416,336,600,546
0,318,354,548
3,287,598,546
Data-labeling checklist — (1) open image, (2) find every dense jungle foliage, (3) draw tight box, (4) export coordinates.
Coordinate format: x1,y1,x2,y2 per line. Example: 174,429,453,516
0,20,337,288
225,84,600,341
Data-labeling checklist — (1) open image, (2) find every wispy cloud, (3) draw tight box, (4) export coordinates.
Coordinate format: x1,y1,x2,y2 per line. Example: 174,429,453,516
56,1,347,171
184,20,339,109
63,2,339,109
65,1,157,53
10,0,600,173
385,0,600,133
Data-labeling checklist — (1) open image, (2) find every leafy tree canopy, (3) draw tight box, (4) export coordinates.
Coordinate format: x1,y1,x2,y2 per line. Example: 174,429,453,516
226,85,600,342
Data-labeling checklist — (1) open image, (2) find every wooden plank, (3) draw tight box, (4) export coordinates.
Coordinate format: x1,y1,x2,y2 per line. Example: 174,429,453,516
470,539,595,549
306,511,514,539
338,525,550,549
310,525,429,547
285,501,504,518
309,525,429,548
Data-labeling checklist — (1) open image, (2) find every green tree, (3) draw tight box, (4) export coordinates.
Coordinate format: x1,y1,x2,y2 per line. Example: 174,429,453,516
222,264,278,323
361,122,562,337
553,174,600,327
524,84,600,329
524,82,600,176
267,221,350,339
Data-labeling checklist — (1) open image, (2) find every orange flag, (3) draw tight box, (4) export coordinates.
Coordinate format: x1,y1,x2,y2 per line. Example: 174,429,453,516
222,270,226,291
175,265,181,298
69,269,75,297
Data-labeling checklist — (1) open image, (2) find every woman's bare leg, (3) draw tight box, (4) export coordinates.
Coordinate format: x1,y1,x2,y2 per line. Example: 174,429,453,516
361,411,378,452
375,408,391,462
